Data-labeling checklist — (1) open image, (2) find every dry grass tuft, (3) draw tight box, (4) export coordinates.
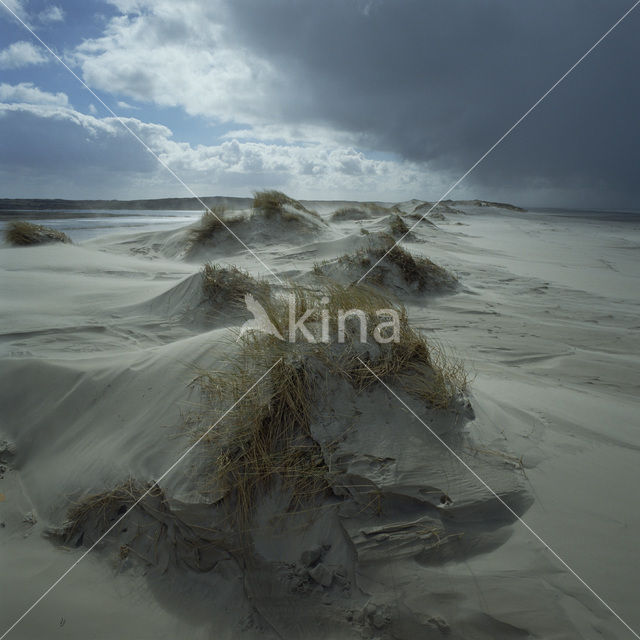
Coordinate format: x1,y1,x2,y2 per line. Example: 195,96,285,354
389,214,409,237
372,243,454,290
412,201,462,216
5,221,72,246
193,352,329,524
331,202,389,221
201,263,271,308
331,206,369,221
61,479,233,569
285,284,469,407
252,190,322,222
189,281,469,525
62,479,154,544
361,202,390,215
189,205,245,246
322,235,456,292
253,190,300,213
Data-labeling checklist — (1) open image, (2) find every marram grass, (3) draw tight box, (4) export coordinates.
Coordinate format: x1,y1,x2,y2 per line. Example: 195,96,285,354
189,281,469,526
5,220,72,246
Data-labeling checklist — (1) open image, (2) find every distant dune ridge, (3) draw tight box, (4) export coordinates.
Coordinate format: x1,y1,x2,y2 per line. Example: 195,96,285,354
2,192,633,640
0,195,253,211
0,195,526,212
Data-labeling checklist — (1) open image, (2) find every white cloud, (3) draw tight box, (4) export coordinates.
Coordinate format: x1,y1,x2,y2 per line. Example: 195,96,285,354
0,41,48,69
88,103,98,114
116,100,138,110
221,123,357,148
0,0,29,22
38,5,65,23
1,1,64,26
72,0,278,124
68,1,390,165
0,82,69,106
0,93,448,199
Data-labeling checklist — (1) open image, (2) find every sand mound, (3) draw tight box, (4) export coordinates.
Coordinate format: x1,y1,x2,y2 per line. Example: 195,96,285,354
124,263,272,327
252,190,326,228
187,205,249,246
331,206,372,221
413,201,462,215
139,271,210,319
4,220,72,246
330,202,390,222
387,213,411,238
60,480,234,573
314,234,457,294
201,263,271,309
95,199,330,263
393,201,463,223
178,194,328,262
387,199,423,214
57,283,534,637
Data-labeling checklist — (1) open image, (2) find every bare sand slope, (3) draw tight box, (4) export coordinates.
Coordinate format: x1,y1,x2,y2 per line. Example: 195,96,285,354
0,203,638,639
409,208,640,635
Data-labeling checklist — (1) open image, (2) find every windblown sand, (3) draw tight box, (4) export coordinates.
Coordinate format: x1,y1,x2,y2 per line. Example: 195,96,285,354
0,201,638,639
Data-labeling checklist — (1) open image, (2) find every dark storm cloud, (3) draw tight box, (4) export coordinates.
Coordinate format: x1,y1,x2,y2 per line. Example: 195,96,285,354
225,0,640,207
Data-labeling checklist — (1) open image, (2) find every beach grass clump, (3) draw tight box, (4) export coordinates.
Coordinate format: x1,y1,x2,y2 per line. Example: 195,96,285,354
253,281,397,343
252,190,322,222
5,221,72,246
270,283,469,407
389,214,409,237
331,202,390,221
363,328,469,409
412,201,463,217
201,263,271,308
331,206,369,221
61,480,232,570
189,281,468,525
193,350,329,523
373,243,453,290
189,205,246,246
362,202,389,215
62,479,154,546
326,235,456,291
253,190,298,213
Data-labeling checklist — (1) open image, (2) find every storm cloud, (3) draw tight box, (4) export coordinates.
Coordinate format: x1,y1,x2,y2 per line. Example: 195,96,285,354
221,0,640,206
2,0,639,206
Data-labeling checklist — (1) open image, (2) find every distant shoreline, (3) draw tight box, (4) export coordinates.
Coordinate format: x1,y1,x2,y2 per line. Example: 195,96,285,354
0,196,250,211
0,196,526,212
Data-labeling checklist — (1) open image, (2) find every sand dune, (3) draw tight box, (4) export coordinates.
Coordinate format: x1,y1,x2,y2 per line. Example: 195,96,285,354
312,232,458,295
0,199,638,639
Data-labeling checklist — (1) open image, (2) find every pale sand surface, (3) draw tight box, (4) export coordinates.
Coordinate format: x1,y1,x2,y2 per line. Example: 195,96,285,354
0,202,638,639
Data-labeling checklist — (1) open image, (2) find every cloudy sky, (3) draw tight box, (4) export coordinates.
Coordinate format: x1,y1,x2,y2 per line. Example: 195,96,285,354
0,0,638,208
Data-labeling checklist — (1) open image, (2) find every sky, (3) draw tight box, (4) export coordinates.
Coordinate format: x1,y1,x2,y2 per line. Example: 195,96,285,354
0,0,639,208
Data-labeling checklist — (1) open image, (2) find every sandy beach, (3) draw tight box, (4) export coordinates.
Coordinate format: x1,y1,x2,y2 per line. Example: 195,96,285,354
0,200,639,639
